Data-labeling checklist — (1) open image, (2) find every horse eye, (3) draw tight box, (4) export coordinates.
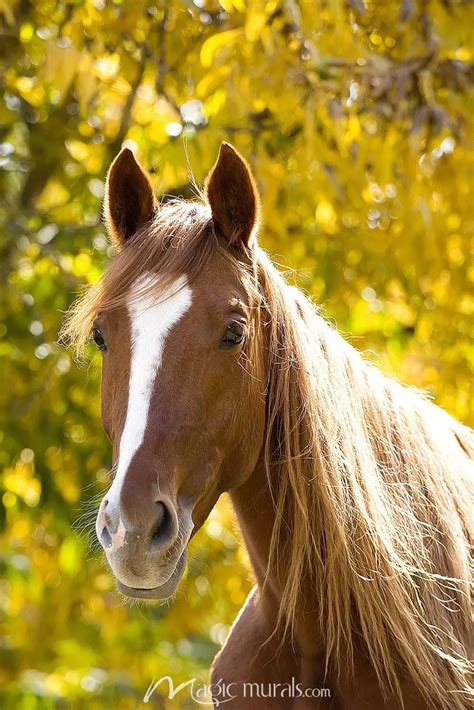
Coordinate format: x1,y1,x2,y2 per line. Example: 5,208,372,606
221,321,245,348
92,327,107,352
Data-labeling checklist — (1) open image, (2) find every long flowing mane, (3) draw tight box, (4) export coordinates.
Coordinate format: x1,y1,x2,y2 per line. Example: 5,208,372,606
63,200,473,709
259,252,473,709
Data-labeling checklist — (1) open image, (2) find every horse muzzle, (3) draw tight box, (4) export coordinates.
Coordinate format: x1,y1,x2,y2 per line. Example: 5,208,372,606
96,495,190,599
114,549,187,599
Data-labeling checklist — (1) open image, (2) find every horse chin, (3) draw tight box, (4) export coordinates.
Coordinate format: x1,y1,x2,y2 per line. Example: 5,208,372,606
115,551,186,600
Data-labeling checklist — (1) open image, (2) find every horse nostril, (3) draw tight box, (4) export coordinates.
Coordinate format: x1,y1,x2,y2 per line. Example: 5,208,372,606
100,525,112,549
155,501,166,527
151,501,172,548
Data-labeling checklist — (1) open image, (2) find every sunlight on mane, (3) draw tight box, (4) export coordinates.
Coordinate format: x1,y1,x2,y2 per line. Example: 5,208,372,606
258,252,473,709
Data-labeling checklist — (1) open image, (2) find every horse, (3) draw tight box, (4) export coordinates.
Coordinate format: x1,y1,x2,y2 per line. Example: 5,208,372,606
63,143,473,709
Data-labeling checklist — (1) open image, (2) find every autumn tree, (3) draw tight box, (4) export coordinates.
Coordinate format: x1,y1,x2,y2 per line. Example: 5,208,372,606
1,1,472,706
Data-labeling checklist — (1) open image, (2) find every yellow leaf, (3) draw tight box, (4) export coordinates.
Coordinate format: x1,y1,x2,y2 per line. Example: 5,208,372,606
196,65,230,98
35,179,70,211
64,140,104,174
15,77,45,107
245,10,267,42
315,199,338,234
219,0,246,11
204,88,227,117
200,29,243,68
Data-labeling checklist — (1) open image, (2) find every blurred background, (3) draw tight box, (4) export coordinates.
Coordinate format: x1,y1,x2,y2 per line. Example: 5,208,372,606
1,0,473,707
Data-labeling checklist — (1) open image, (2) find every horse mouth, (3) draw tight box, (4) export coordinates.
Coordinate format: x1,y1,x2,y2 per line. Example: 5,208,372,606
115,551,186,600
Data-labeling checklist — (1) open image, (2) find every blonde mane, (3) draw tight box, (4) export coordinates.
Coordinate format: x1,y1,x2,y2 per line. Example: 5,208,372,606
63,201,473,709
258,250,473,709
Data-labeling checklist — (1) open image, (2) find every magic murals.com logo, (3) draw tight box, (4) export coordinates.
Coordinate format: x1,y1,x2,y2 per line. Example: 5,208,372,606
144,675,332,705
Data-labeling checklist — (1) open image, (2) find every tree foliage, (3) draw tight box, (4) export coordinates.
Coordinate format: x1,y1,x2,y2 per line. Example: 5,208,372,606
1,0,473,707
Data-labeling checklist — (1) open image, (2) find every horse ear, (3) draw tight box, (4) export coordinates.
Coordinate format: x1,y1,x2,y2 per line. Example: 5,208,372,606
205,142,260,250
104,148,156,248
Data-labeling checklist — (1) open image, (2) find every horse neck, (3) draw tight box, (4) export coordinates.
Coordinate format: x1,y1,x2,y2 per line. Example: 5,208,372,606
229,452,303,602
229,456,275,588
229,456,320,654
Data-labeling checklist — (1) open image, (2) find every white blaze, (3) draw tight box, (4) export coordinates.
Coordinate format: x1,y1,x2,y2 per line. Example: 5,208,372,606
106,274,192,512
